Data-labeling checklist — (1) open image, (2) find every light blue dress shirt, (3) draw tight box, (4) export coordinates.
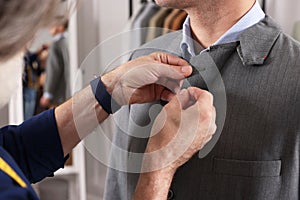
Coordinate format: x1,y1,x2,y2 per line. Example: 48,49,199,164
180,0,265,60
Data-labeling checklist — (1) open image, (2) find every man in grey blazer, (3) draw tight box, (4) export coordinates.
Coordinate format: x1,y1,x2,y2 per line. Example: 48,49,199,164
40,17,70,108
105,0,300,199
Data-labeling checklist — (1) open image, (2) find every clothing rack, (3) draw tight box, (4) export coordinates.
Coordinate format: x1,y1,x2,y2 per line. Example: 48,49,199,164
262,0,266,12
130,0,267,18
129,0,154,18
129,0,133,18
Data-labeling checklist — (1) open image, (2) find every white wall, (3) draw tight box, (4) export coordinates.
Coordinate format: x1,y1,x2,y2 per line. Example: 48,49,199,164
266,0,300,36
0,105,9,127
76,0,132,75
75,1,137,199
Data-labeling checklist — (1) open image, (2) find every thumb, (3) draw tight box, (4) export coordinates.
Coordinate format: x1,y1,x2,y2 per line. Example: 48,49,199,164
124,63,191,89
151,52,190,66
149,63,192,81
150,52,193,77
167,89,192,110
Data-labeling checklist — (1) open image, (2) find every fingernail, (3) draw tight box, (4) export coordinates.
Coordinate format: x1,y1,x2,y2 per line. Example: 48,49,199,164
181,66,192,73
188,88,195,96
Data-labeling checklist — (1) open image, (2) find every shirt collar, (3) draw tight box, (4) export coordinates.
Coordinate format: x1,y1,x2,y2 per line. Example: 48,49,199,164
53,32,67,42
180,0,265,60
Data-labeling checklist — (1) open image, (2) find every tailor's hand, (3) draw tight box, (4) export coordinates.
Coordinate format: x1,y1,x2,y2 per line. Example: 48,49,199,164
144,87,217,172
101,52,192,105
133,87,216,200
40,96,51,108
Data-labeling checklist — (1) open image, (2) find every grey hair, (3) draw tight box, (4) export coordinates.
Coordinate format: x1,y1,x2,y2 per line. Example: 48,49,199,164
0,0,60,62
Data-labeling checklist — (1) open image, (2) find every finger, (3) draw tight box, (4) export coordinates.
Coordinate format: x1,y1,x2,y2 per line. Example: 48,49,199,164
187,87,214,106
165,89,190,111
149,63,192,80
195,94,215,126
151,52,190,66
201,135,213,148
211,106,217,129
185,87,215,128
175,89,193,109
156,78,181,93
167,64,192,78
123,64,188,89
209,106,217,135
160,89,175,101
200,107,217,146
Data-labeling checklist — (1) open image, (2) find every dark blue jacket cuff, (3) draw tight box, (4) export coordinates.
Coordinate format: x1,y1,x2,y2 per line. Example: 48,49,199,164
0,109,66,183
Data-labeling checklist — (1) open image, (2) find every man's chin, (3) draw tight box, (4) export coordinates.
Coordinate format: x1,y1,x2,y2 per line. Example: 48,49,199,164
154,0,189,10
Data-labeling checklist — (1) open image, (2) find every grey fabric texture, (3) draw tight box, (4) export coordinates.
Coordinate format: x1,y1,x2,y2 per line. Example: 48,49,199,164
104,16,300,200
44,37,70,105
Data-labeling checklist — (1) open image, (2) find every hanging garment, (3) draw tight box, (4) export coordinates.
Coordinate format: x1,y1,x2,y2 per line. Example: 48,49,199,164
162,9,182,34
131,1,161,45
130,2,148,49
170,10,187,31
145,8,173,42
130,2,187,46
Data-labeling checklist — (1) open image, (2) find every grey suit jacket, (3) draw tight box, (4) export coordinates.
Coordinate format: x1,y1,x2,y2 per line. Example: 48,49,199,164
104,16,300,200
44,36,70,105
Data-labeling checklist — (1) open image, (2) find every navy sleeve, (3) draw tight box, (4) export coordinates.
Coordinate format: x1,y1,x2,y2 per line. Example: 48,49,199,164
0,109,66,183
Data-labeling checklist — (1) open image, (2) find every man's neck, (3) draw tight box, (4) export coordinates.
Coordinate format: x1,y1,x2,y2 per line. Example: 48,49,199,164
186,0,256,48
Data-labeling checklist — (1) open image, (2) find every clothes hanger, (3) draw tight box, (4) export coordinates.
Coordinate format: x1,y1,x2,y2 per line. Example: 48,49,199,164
262,0,266,12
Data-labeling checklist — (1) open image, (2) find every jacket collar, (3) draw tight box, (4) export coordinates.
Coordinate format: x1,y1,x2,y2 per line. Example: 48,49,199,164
141,16,282,66
237,15,282,66
171,16,282,66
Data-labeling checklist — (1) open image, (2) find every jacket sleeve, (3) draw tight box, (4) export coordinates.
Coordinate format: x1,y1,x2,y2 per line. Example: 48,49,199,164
0,109,66,183
44,43,64,97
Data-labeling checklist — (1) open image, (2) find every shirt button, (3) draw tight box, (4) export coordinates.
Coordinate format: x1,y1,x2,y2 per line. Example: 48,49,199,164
167,189,174,200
